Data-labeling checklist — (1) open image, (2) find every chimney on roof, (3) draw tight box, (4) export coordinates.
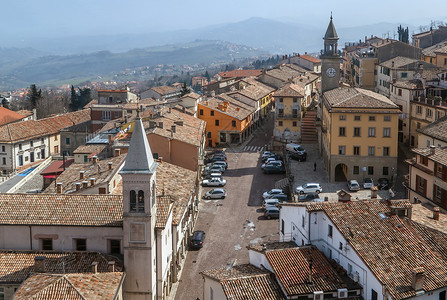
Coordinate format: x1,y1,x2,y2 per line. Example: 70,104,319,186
108,261,115,272
80,171,85,180
90,178,96,186
411,267,425,290
392,61,395,68
114,148,121,157
34,256,46,273
75,183,81,191
433,207,440,221
56,182,62,194
108,162,113,170
92,156,98,164
430,145,436,155
82,181,88,189
307,258,313,284
210,90,216,97
91,262,98,274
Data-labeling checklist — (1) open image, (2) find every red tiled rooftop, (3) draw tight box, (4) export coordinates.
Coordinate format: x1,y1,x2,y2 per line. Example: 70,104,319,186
0,107,25,126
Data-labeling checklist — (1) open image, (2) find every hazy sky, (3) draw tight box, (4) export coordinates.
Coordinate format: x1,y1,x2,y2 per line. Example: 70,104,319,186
2,0,446,38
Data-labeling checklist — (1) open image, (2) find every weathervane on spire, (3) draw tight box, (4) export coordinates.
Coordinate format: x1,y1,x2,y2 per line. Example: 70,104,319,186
330,12,333,20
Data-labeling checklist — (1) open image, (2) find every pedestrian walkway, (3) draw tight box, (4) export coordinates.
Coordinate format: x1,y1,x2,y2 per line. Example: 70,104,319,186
242,145,265,152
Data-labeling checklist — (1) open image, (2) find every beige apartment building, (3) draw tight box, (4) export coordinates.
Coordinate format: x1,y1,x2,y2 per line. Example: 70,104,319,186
407,146,447,210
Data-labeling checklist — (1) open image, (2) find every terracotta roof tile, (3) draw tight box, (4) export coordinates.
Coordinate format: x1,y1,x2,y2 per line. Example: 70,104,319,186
417,115,447,142
0,250,122,284
13,272,124,299
274,83,305,97
422,40,447,57
218,69,263,79
0,194,123,226
0,107,25,126
265,246,351,296
412,146,447,165
202,264,285,300
43,155,126,194
300,54,321,64
380,56,419,68
200,95,256,120
323,87,399,110
312,200,447,299
150,86,180,95
0,109,90,143
155,161,197,225
156,195,173,228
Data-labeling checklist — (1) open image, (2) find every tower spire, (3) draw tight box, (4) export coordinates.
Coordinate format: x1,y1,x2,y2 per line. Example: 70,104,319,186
120,117,156,174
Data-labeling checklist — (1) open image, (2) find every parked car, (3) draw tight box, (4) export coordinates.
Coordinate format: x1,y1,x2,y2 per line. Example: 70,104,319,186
202,172,223,180
190,230,205,249
286,143,307,156
298,193,320,202
202,177,226,187
261,151,274,160
212,161,228,170
295,183,322,194
263,198,286,210
363,178,374,189
262,157,277,165
264,207,280,219
263,189,284,199
264,164,285,174
261,160,283,170
289,151,307,162
204,188,227,199
377,178,390,190
205,155,227,164
262,154,282,162
266,194,288,202
204,164,225,173
347,180,360,191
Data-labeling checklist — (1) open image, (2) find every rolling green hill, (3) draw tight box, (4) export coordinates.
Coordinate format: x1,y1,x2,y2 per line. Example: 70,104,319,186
0,40,268,90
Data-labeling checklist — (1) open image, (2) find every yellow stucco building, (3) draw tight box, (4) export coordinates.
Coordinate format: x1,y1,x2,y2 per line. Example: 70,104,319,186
273,83,305,142
320,87,400,182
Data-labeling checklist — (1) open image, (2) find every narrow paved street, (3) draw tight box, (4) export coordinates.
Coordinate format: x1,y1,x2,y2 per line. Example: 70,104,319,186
174,119,282,299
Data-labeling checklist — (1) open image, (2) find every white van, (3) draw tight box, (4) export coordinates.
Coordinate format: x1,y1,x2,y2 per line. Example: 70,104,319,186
286,143,307,155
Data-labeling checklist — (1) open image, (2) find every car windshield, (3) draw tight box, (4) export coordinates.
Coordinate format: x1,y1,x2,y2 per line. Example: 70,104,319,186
365,179,372,183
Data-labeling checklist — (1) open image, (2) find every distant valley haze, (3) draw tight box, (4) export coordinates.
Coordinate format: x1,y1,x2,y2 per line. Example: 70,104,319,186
0,0,446,90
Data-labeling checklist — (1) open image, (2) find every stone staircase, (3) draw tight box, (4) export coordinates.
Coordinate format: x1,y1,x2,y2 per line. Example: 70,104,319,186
301,110,318,144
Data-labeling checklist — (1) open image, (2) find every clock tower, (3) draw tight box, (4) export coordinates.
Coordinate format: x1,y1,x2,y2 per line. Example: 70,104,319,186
321,15,341,93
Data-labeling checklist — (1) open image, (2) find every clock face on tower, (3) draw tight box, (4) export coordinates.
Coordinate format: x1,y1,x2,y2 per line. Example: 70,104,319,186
326,67,336,78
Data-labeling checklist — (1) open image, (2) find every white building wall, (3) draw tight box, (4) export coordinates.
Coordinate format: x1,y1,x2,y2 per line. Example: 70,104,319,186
203,278,226,300
0,225,123,254
280,205,384,300
248,249,273,272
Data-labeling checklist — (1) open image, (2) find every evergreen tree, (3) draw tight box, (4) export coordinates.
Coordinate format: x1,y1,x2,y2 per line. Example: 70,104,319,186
1,98,9,109
27,84,42,109
180,82,190,96
69,85,79,111
204,71,210,81
78,87,92,109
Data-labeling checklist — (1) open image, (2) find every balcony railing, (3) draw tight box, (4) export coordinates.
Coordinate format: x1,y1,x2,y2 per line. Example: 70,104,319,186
412,96,447,107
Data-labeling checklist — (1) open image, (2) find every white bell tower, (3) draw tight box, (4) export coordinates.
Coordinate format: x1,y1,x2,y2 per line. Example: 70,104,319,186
120,115,158,299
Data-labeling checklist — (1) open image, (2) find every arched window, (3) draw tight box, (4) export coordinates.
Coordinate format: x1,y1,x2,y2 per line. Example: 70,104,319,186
137,190,145,212
130,190,136,212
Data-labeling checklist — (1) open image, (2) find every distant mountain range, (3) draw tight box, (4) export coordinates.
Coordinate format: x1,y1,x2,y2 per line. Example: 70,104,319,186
0,40,268,90
4,17,420,55
0,17,424,90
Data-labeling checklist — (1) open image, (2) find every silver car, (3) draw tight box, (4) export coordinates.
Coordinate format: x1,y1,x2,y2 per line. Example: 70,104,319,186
204,188,227,199
295,183,322,194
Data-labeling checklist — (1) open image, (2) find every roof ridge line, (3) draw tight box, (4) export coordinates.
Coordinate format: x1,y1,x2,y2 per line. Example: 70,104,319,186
62,274,88,300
